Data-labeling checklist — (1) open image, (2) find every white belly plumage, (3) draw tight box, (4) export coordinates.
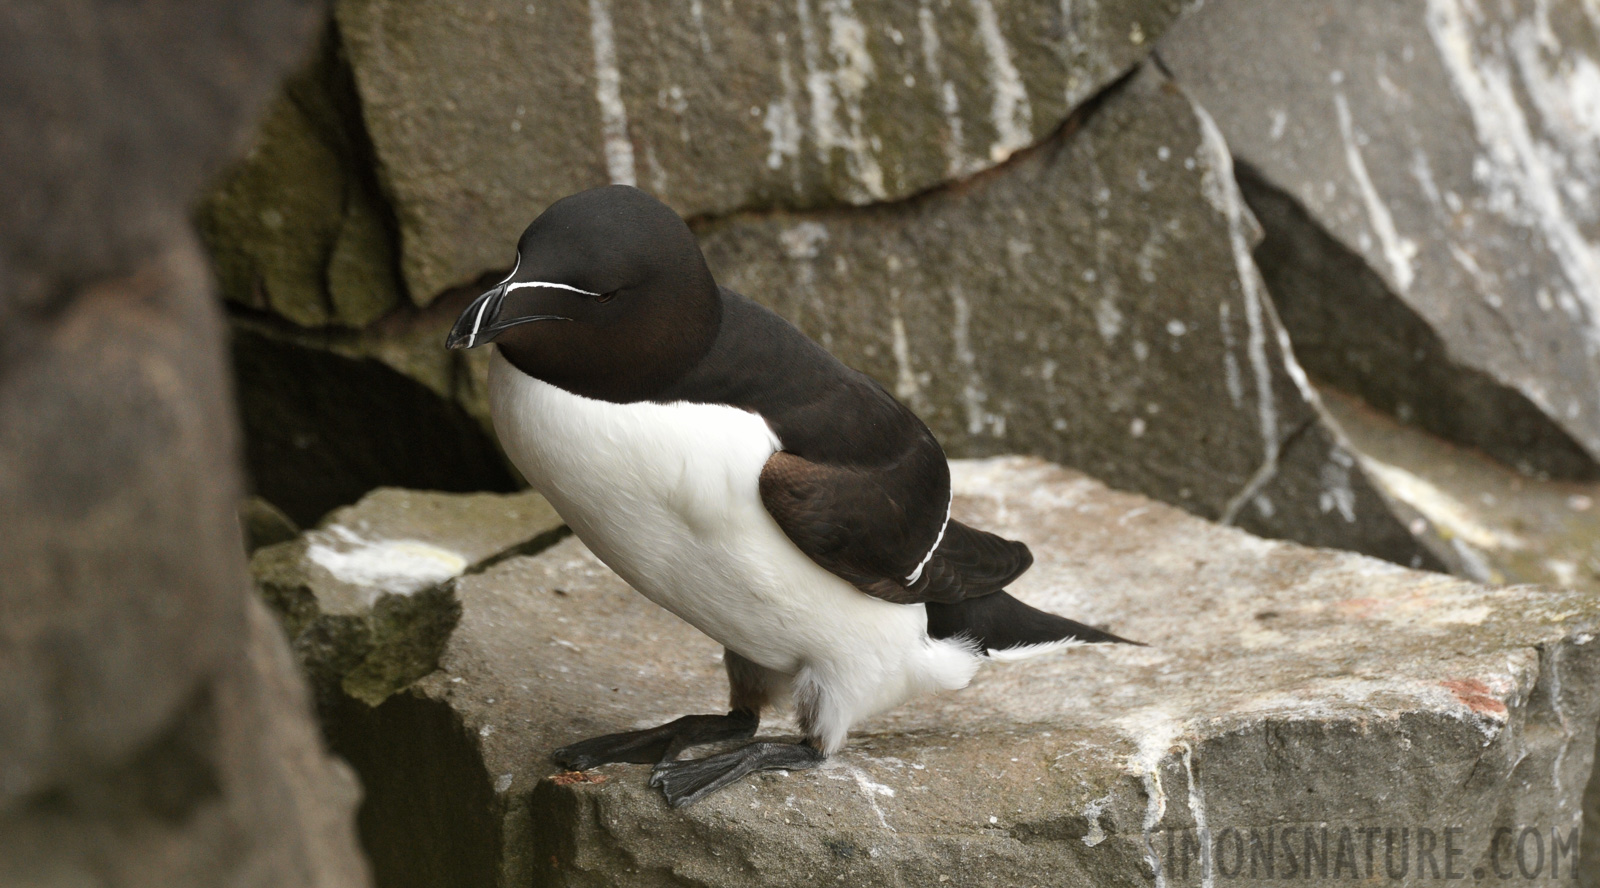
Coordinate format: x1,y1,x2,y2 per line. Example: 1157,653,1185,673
488,352,978,745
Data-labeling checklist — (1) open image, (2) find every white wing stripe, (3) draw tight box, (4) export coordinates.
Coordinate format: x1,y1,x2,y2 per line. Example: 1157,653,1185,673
904,491,952,584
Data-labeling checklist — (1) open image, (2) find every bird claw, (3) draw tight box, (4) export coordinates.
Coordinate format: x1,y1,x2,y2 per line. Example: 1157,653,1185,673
651,742,825,807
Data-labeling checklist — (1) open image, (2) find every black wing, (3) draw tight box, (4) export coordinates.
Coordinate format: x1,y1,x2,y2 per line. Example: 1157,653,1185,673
909,518,1033,603
759,448,1033,604
656,289,1032,604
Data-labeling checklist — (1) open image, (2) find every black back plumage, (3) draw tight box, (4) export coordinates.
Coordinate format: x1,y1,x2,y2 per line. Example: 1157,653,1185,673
656,289,1031,607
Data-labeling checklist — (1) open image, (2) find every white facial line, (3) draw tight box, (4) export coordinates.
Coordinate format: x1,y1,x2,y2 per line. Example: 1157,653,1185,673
504,280,603,297
905,490,953,584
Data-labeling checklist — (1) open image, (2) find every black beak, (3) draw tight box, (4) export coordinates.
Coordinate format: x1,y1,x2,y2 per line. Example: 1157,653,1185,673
445,285,504,350
445,284,572,350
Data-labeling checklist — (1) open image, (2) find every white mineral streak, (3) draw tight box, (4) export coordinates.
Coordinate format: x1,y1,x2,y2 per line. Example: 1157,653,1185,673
970,0,1034,162
918,1,969,176
307,526,468,602
587,0,636,186
1058,0,1089,75
1509,0,1600,205
890,307,921,404
1411,146,1445,209
1427,0,1600,335
826,766,896,830
796,0,887,201
1333,92,1417,292
1094,295,1124,343
1194,101,1285,525
779,220,829,259
643,144,669,194
1180,742,1215,888
688,0,714,57
851,767,896,830
1219,301,1244,408
951,286,990,436
1316,449,1358,524
1546,644,1574,803
1081,794,1112,847
764,33,803,173
1119,710,1184,888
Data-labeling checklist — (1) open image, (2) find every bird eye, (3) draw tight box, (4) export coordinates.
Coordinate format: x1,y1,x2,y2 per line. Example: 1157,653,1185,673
595,291,617,304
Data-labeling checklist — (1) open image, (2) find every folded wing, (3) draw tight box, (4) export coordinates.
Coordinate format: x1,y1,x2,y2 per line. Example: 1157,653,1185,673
758,451,1032,606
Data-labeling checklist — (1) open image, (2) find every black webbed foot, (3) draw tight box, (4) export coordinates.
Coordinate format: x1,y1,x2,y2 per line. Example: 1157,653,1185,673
651,741,825,808
551,710,758,771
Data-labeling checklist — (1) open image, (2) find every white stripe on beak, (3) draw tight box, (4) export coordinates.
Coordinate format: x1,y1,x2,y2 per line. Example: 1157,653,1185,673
466,253,523,349
465,287,498,349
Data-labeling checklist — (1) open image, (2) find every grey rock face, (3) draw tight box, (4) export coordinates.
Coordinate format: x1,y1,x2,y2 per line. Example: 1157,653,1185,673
335,0,1190,301
1318,385,1600,591
0,1,327,319
700,65,1440,567
0,243,247,805
201,3,1498,570
331,459,1600,887
0,0,370,884
1159,0,1600,478
0,597,371,888
253,487,566,707
196,27,403,330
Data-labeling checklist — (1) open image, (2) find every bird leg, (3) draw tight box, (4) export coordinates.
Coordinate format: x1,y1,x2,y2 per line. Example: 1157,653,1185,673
650,741,826,808
648,659,833,807
551,710,759,772
553,648,781,771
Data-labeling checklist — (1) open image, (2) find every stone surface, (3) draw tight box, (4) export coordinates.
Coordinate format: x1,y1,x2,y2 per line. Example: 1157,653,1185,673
700,65,1444,569
197,25,403,329
1321,385,1600,595
253,487,565,707
334,0,1190,301
242,495,303,553
331,458,1600,886
1159,0,1600,478
0,0,327,323
0,0,370,883
0,597,371,888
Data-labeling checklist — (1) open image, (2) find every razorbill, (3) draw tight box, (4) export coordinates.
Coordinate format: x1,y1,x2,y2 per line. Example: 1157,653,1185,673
446,185,1135,807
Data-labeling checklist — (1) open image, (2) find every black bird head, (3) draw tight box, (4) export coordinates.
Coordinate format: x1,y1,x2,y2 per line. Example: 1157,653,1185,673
446,185,722,402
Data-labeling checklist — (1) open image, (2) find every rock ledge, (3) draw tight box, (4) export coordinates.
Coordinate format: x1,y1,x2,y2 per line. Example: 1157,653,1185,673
322,458,1600,887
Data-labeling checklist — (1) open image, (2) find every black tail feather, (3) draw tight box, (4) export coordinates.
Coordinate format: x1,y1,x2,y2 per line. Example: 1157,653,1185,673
925,591,1143,651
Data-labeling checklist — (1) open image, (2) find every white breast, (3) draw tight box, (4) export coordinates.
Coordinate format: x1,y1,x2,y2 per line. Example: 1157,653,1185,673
488,353,890,665
487,352,980,747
